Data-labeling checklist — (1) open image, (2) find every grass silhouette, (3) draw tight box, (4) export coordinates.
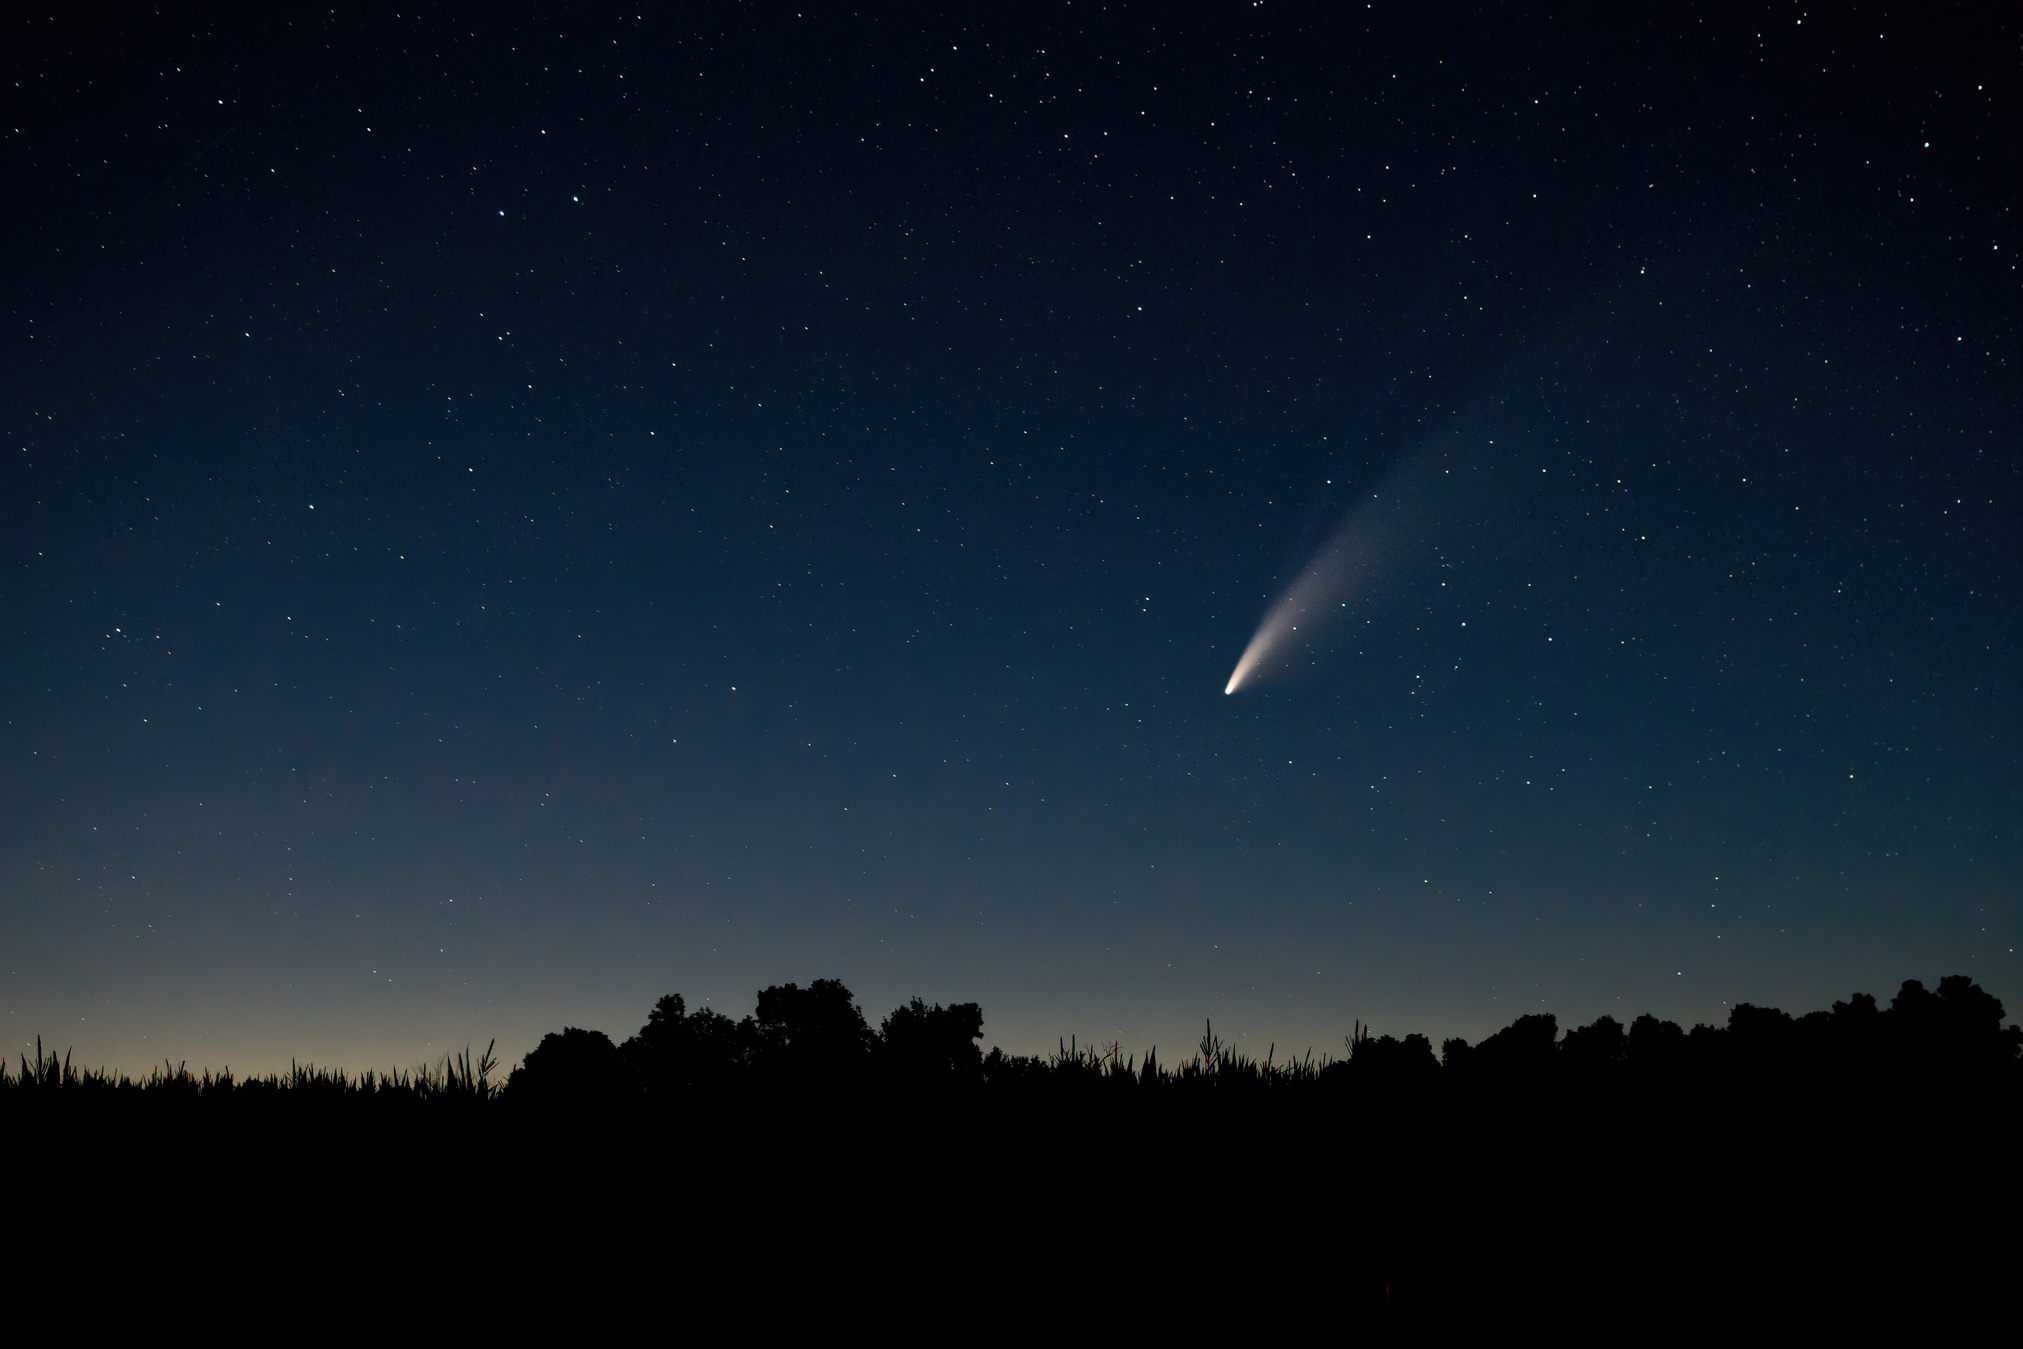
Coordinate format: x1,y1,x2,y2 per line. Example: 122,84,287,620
2,1034,501,1105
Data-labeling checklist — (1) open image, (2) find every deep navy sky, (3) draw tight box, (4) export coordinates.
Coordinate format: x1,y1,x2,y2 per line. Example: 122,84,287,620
4,2,2015,1074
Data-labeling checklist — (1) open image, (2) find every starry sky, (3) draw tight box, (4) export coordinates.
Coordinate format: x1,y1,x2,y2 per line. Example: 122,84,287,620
3,2,2015,1074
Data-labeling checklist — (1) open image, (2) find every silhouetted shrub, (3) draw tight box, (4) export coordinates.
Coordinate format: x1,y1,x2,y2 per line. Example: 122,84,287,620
878,998,985,1088
507,1027,623,1105
1327,1023,1439,1091
981,1045,1049,1091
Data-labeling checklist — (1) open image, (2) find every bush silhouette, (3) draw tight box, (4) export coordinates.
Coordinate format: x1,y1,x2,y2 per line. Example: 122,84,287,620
507,1027,621,1104
878,998,985,1088
1328,1023,1439,1091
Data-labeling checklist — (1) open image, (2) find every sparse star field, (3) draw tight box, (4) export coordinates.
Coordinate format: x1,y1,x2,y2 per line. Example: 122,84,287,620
0,4,2014,1075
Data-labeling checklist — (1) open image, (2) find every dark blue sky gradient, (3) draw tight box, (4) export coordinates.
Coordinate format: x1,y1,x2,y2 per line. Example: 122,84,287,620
3,2,2015,1073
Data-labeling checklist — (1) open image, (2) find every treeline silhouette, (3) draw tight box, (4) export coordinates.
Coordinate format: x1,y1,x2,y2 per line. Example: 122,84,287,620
508,972,2021,1101
7,974,2016,1319
8,973,2012,1110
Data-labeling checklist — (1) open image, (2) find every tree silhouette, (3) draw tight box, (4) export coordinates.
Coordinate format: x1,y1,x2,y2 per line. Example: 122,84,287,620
1330,1024,1439,1089
751,979,874,1085
1887,976,2023,1074
878,998,985,1088
1725,1002,1795,1083
623,993,751,1100
1561,1015,1628,1075
506,1027,622,1104
1468,1013,1559,1079
1624,1014,1686,1078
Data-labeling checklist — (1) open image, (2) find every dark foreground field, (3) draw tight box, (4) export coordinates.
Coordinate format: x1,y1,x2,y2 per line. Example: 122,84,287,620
7,975,2015,1327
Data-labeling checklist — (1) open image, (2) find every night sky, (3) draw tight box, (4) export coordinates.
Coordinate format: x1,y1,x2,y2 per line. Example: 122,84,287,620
4,3,2015,1076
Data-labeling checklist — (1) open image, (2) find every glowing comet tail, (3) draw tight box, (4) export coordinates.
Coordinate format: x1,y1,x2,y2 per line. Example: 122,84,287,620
1224,491,1401,695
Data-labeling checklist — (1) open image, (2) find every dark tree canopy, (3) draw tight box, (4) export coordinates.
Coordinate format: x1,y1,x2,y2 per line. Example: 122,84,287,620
751,979,875,1082
1328,1025,1440,1089
1888,976,2023,1069
624,993,749,1099
469,974,2019,1110
507,1027,620,1103
1560,1014,1628,1072
878,998,985,1087
1455,1013,1561,1078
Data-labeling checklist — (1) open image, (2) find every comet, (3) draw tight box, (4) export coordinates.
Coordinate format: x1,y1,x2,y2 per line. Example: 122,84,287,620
1223,481,1408,695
